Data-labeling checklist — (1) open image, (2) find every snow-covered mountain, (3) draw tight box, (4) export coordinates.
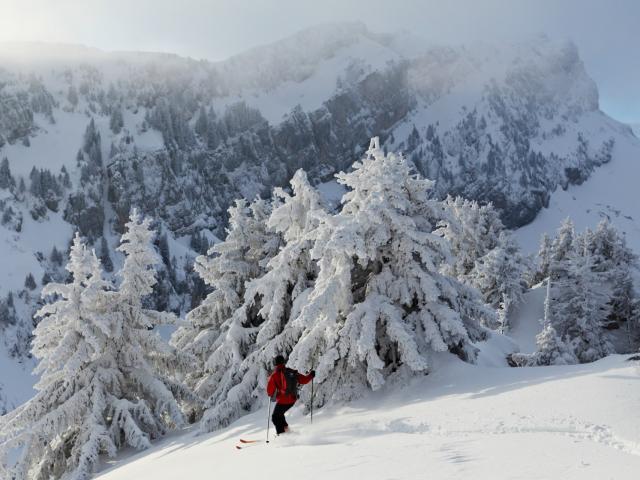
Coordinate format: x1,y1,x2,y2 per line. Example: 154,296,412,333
0,22,639,411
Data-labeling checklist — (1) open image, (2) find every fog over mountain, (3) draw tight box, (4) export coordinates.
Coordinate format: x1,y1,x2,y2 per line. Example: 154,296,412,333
3,0,639,125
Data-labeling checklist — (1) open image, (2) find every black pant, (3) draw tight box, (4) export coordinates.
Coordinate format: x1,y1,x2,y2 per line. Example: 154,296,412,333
272,403,294,434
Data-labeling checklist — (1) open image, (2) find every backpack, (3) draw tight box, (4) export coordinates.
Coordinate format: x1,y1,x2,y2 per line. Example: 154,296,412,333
282,368,299,398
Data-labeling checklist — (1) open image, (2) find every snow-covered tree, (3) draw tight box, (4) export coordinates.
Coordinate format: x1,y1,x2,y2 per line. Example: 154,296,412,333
512,221,618,366
583,220,639,329
1,216,195,479
288,139,494,404
531,232,553,285
113,209,195,421
525,251,613,366
0,234,115,479
0,157,15,190
437,195,503,279
197,170,326,431
531,324,579,366
550,218,576,272
196,138,495,433
436,197,528,331
550,246,614,363
171,198,279,418
509,278,578,367
469,232,529,331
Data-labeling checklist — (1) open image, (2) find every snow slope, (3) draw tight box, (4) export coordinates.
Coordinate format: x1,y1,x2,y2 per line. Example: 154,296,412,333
506,285,546,354
96,349,640,480
94,288,638,480
514,128,640,255
0,342,35,414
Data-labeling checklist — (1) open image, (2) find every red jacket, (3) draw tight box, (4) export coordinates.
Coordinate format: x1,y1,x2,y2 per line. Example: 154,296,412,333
266,365,313,405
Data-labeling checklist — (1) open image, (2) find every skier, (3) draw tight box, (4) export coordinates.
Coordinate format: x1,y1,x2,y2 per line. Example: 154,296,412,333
266,355,315,435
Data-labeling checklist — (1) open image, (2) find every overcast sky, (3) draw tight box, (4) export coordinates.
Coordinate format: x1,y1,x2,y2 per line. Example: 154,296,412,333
1,0,638,123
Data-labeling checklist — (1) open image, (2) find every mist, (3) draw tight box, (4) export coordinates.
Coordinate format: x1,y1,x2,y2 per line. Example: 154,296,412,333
1,0,638,122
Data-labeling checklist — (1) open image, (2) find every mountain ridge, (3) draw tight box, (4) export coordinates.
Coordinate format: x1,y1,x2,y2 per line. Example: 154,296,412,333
0,22,639,412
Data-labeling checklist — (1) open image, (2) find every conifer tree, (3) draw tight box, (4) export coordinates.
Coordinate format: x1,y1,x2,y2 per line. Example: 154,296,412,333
550,218,576,271
436,196,527,331
114,209,193,419
287,139,493,403
512,220,620,366
194,106,209,137
171,198,279,419
584,219,639,331
0,221,195,478
0,158,15,190
196,138,494,432
549,244,614,363
109,108,124,134
532,232,553,285
24,273,36,291
437,196,503,279
197,171,325,430
99,236,113,273
470,232,529,331
0,234,115,479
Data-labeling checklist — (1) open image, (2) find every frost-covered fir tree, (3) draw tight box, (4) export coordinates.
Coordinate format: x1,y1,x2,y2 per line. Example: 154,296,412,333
531,232,553,285
437,196,503,279
469,232,529,332
512,222,617,366
1,217,194,479
548,242,614,363
171,198,279,417
0,234,115,479
529,258,612,366
583,219,639,334
196,138,496,433
197,170,326,431
435,196,527,331
509,278,578,367
550,218,576,272
532,323,579,366
288,138,494,404
113,209,195,421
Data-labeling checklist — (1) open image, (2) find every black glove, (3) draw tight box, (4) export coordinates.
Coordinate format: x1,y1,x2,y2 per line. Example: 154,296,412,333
309,370,316,378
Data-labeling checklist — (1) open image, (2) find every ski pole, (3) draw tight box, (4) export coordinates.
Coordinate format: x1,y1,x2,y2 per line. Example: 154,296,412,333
310,377,314,424
266,396,272,443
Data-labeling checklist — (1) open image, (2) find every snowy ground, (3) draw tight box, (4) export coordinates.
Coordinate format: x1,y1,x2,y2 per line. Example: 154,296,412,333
96,330,640,480
507,285,546,354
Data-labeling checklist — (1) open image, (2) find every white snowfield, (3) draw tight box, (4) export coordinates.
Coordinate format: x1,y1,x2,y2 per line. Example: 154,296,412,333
96,347,640,480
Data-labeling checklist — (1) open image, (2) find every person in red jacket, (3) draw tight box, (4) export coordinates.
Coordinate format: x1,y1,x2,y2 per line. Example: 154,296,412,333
266,355,314,435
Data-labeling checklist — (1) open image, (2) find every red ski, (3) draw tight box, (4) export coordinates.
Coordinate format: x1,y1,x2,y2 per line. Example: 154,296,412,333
235,438,262,449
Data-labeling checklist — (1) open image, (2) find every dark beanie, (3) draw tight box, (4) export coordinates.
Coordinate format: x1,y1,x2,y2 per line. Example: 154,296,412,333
274,355,285,366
